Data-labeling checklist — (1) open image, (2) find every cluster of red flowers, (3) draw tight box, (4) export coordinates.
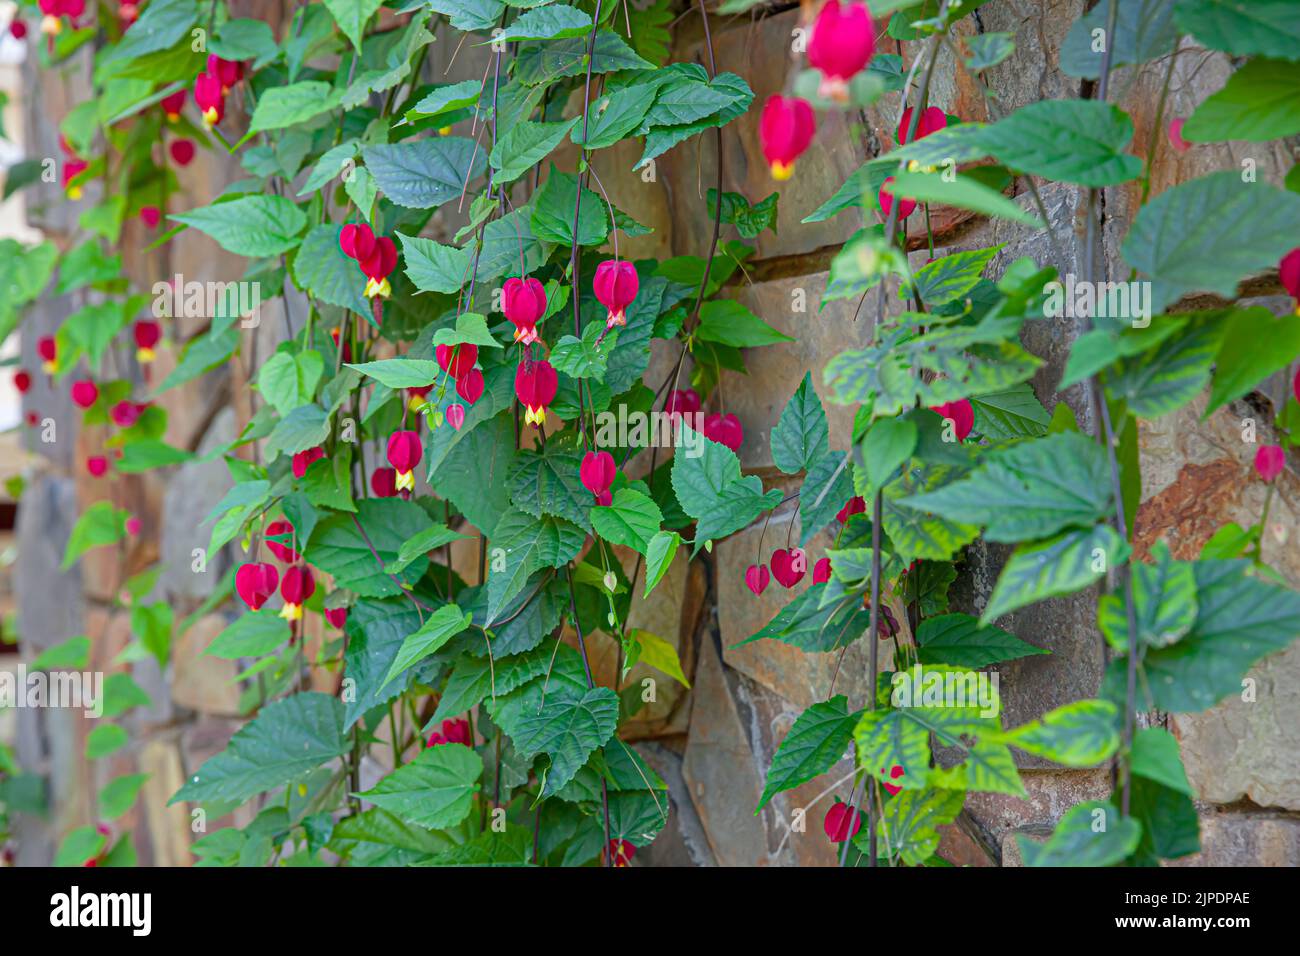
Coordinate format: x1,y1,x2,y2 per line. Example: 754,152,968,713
58,135,87,200
425,717,471,749
194,54,245,129
236,520,329,630
339,223,399,300
37,0,83,39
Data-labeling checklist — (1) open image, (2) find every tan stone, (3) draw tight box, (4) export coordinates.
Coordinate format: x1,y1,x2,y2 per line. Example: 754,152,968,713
964,768,1113,841
138,736,194,866
1167,810,1300,867
171,614,242,717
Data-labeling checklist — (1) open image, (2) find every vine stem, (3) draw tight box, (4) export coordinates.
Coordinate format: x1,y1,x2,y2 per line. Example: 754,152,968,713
564,565,613,866
570,0,605,445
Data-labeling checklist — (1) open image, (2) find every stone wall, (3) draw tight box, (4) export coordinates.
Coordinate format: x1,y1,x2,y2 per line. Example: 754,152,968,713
9,1,1300,866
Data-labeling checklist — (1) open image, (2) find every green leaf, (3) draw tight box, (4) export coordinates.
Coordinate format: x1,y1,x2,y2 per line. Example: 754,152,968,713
707,189,780,239
31,636,91,670
771,373,830,475
741,582,871,653
635,72,752,170
867,787,965,866
247,81,345,135
155,328,238,395
975,99,1142,186
1060,0,1178,78
511,686,620,796
756,695,859,811
964,31,1016,71
171,196,307,257
348,358,443,389
696,299,794,348
884,170,1042,227
1106,318,1223,418
99,773,149,820
645,74,738,127
432,313,503,350
362,138,487,209
1121,172,1300,313
507,445,593,532
386,523,470,575
344,599,426,728
983,523,1130,624
672,426,781,553
308,499,434,597
294,224,371,315
591,488,662,554
399,233,473,295
62,501,128,570
862,417,917,497
258,349,324,417
515,31,654,88
357,743,482,829
55,827,106,868
115,438,194,473
204,610,289,659
799,451,854,546
573,83,658,149
904,431,1112,543
264,405,331,461
63,302,130,368
493,5,592,42
1130,726,1195,796
629,628,690,687
549,322,619,380
1184,58,1300,142
912,246,1000,307
406,80,482,121
170,693,348,805
969,384,1051,441
1018,801,1142,866
643,531,681,597
486,509,586,622
916,613,1048,667
490,118,580,185
1000,699,1120,767
323,0,382,50
1174,0,1300,62
1205,306,1300,414
1097,541,1197,651
425,0,505,32
382,605,472,689
530,166,608,247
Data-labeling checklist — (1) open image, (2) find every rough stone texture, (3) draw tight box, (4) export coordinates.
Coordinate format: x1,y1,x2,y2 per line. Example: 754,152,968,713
160,408,238,602
171,614,242,717
966,768,1114,848
1168,810,1300,867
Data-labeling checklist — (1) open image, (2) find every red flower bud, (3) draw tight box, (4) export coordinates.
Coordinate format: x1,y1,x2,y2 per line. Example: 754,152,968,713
808,1,875,100
608,838,636,867
387,431,422,491
1279,248,1300,303
426,717,471,749
71,379,98,409
236,562,279,611
1255,444,1285,483
280,565,315,606
38,335,57,372
664,388,701,420
502,276,548,345
160,89,186,120
14,369,31,393
813,556,831,583
515,360,558,428
86,456,108,478
292,446,326,479
325,606,348,629
770,547,807,589
206,54,244,92
139,206,161,229
169,139,195,167
879,177,916,220
62,158,87,196
339,223,376,262
897,106,946,146
446,403,466,430
745,564,769,596
359,236,397,282
134,319,161,363
580,450,616,504
193,71,224,127
264,519,300,564
703,412,744,452
837,496,866,523
436,343,478,379
760,95,816,181
110,400,145,428
370,467,398,498
456,367,485,405
593,260,639,329
824,801,862,842
10,19,26,39
929,398,973,442
125,516,142,536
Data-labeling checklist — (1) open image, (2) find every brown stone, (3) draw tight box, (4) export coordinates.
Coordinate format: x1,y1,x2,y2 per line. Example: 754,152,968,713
171,614,242,717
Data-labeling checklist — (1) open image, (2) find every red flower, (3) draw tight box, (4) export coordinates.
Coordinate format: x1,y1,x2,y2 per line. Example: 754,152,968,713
664,388,700,420
139,206,161,229
62,157,87,198
1167,118,1190,153
580,450,616,506
759,95,815,181
206,54,244,92
1279,248,1300,308
436,343,478,380
882,764,905,796
14,369,31,393
264,519,300,564
160,89,186,121
897,106,946,145
387,430,422,491
515,359,557,427
86,456,108,478
427,717,471,748
339,223,376,261
929,398,973,442
370,467,398,498
134,319,161,362
445,404,466,430
813,556,831,583
1255,444,1285,483
407,384,433,410
808,0,875,101
502,276,548,345
292,446,326,479
236,562,279,611
325,606,348,629
770,547,807,589
745,564,769,596
879,177,916,220
456,367,485,405
359,237,398,298
823,802,862,843
169,139,195,167
193,71,224,127
703,412,744,452
608,838,636,867
279,565,315,620
594,260,639,330
110,400,145,428
10,19,26,39
837,496,866,523
70,379,98,409
38,335,57,373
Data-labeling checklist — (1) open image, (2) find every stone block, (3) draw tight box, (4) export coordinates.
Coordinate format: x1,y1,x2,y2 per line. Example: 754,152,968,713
171,614,242,717
161,408,238,602
1167,810,1300,867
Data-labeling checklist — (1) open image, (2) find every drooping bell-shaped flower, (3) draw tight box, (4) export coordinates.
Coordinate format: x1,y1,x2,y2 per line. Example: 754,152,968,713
878,176,916,220
370,467,398,498
206,54,244,93
929,398,973,442
86,456,108,478
292,446,325,479
71,379,98,409
14,369,31,393
111,400,146,428
360,236,398,298
823,802,862,842
808,1,875,101
759,95,816,181
139,206,161,228
515,359,558,427
193,70,224,128
426,716,472,749
456,367,485,406
279,565,315,622
62,157,87,199
161,89,186,122
664,388,701,420
703,412,744,452
407,384,433,410
593,261,639,330
897,106,947,146
169,139,195,167
264,519,300,564
608,839,636,868
134,319,161,363
325,606,348,629
1255,445,1285,483
38,336,57,374
436,343,478,380
1280,248,1300,315
387,430,422,492
837,495,866,523
340,223,376,261
580,450,616,506
502,276,548,345
236,561,279,611
813,557,832,583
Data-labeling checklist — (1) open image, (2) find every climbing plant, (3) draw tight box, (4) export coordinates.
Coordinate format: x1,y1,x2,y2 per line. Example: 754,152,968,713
4,0,1300,867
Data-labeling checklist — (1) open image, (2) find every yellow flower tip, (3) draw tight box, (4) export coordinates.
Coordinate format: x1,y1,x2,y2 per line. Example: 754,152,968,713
524,406,546,427
41,15,61,35
771,161,794,182
395,469,415,491
42,360,57,375
438,126,452,136
907,159,921,172
279,602,303,622
66,185,82,201
408,395,427,411
365,277,391,299
202,107,219,127
136,347,156,364
165,112,180,123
